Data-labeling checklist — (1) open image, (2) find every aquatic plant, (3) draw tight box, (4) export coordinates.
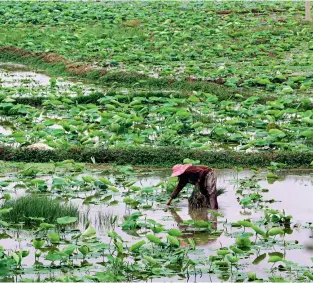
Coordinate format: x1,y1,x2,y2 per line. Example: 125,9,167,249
0,0,313,281
1,195,79,225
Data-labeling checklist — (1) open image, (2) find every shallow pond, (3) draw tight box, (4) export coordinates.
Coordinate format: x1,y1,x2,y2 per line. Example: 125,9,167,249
0,166,312,282
0,63,52,88
0,121,13,136
1,61,313,153
0,62,101,97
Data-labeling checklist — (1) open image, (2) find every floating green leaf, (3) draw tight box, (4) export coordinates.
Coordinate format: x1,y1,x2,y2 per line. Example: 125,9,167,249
129,240,146,252
56,216,78,225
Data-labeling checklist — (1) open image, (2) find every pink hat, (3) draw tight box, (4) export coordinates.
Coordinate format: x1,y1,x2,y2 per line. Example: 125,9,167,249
171,164,192,177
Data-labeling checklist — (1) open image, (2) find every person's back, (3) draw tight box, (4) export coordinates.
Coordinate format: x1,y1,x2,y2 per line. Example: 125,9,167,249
166,164,218,209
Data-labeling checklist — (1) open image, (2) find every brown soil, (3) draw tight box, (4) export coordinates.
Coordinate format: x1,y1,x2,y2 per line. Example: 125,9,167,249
98,69,109,76
42,53,67,63
0,46,99,76
0,45,248,91
122,19,141,27
0,46,32,56
214,78,225,85
66,62,96,75
251,9,261,14
42,52,98,75
216,10,232,15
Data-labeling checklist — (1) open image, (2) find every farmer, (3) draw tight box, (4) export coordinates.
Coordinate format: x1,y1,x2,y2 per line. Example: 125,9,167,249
166,164,218,209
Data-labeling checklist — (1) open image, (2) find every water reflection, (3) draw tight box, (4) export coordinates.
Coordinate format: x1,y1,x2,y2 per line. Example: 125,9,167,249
1,167,313,280
169,207,218,246
0,121,14,135
0,62,101,96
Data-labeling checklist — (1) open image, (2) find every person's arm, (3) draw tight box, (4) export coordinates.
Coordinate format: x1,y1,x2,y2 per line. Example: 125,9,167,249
166,177,188,205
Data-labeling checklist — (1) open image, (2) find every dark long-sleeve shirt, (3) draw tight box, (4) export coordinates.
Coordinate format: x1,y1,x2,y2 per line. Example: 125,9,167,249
171,165,212,199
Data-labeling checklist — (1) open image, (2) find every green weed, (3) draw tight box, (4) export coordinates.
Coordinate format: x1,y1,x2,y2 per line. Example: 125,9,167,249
0,146,313,168
1,195,79,225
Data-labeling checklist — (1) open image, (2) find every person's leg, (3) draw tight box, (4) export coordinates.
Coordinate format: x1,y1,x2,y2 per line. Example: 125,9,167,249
200,170,218,209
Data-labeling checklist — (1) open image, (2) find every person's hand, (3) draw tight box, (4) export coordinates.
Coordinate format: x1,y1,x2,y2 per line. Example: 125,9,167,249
166,198,172,205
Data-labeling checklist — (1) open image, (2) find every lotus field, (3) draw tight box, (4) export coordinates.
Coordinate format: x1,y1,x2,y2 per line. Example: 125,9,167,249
1,1,313,282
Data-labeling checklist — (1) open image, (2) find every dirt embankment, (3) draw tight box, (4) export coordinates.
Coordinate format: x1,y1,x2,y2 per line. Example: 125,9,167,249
0,46,102,76
0,45,252,93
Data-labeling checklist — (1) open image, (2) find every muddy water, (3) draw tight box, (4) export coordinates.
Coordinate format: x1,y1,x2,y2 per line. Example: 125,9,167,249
82,169,313,280
0,62,100,96
0,124,12,135
0,120,15,134
0,63,53,87
1,169,313,281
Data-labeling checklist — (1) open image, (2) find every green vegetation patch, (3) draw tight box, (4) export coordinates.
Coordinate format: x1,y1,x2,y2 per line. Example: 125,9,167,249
0,1,312,98
0,49,247,100
0,146,313,168
1,195,79,226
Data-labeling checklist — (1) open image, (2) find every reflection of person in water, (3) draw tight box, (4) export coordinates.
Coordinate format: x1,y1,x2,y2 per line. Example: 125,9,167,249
169,207,218,246
166,164,218,209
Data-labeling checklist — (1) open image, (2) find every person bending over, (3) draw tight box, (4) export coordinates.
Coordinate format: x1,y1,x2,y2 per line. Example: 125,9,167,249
166,164,218,209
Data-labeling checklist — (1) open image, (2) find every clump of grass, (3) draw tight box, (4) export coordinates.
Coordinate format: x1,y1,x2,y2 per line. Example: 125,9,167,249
81,209,118,230
95,210,118,230
122,19,141,27
1,195,79,226
188,187,226,209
